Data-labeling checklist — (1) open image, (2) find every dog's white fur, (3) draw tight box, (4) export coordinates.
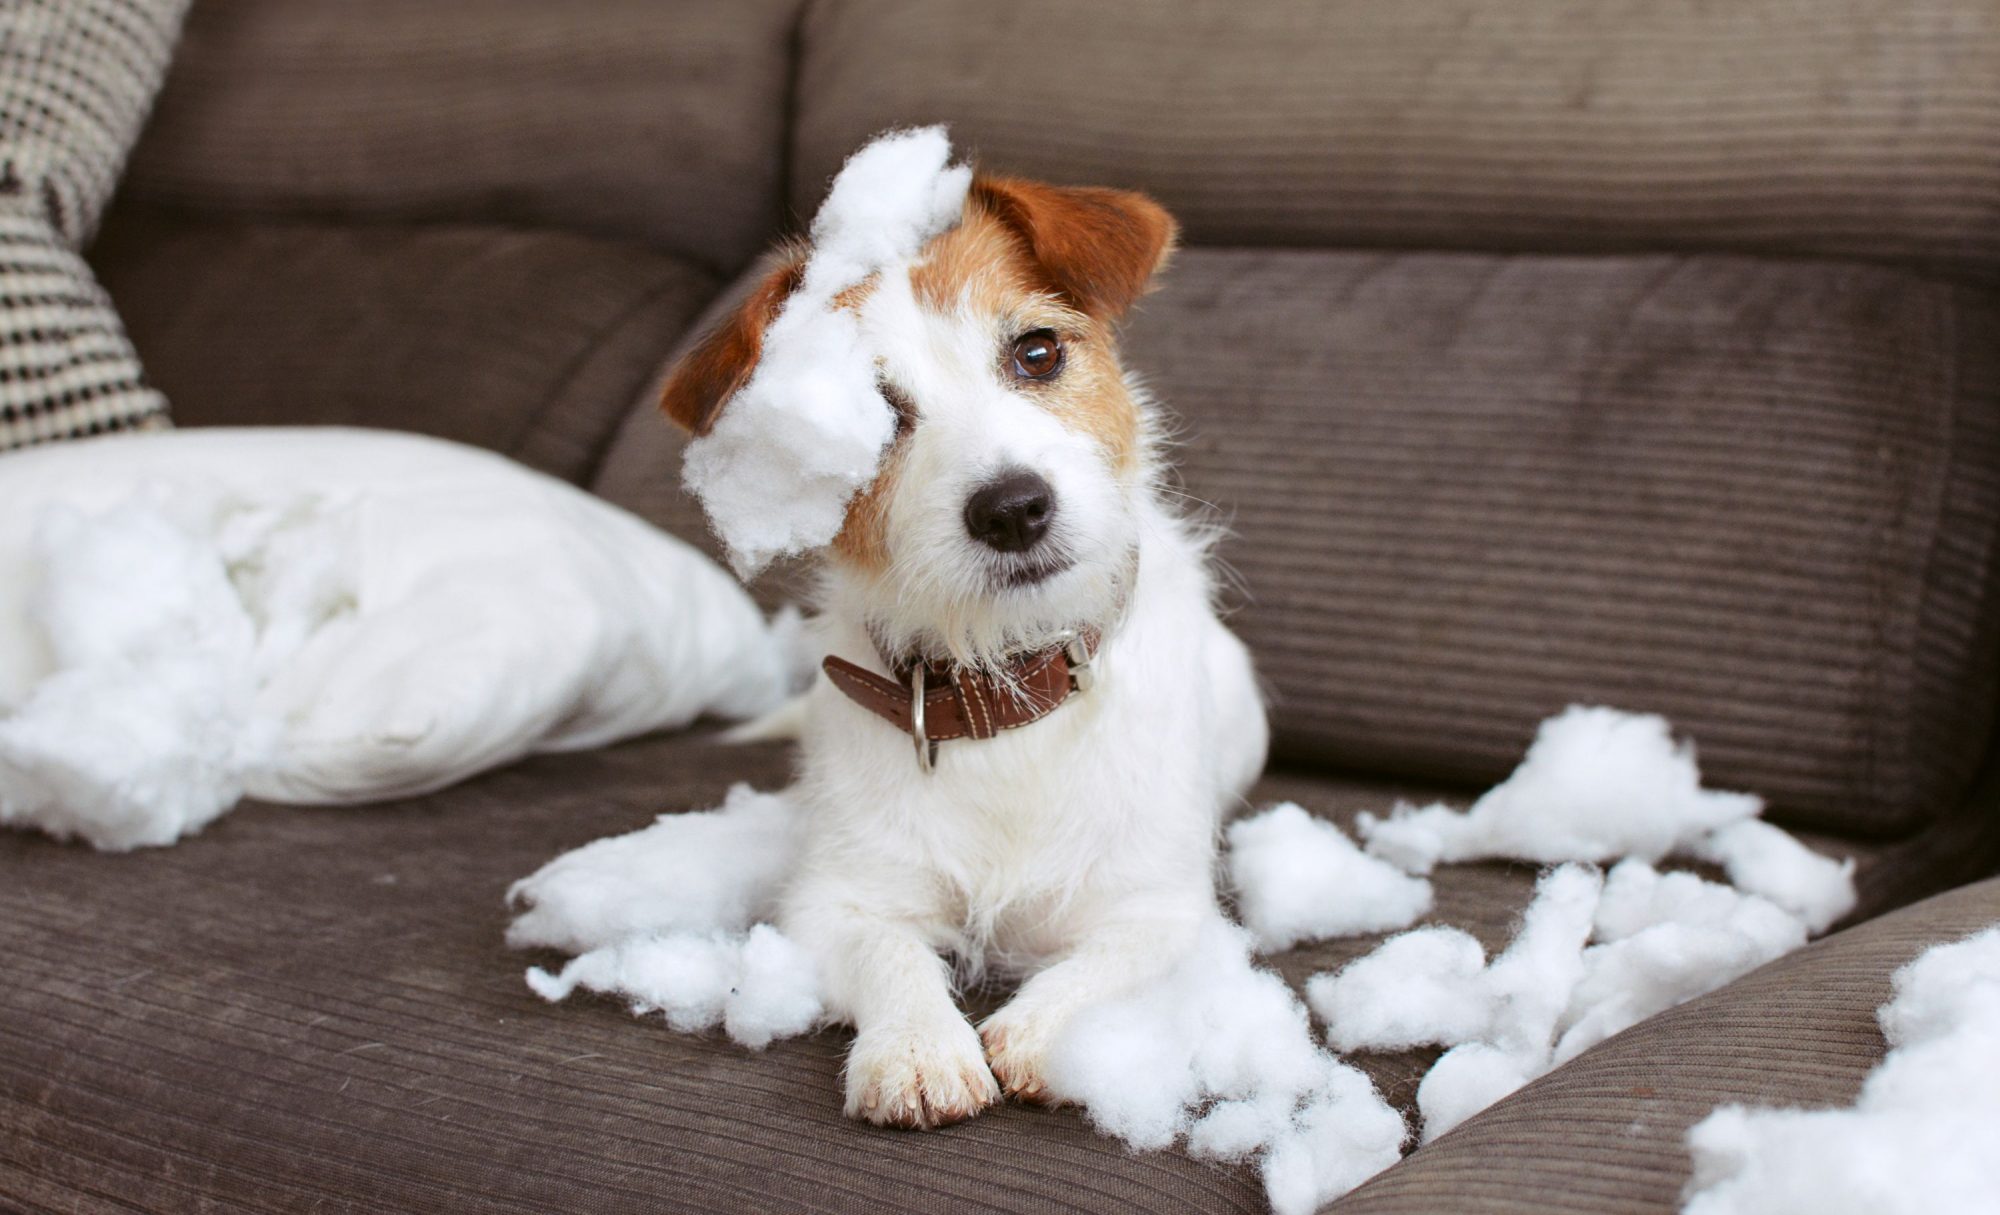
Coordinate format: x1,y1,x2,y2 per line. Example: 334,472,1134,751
678,179,1268,1127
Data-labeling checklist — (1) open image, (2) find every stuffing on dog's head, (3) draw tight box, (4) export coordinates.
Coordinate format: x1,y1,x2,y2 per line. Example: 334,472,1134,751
661,129,1177,668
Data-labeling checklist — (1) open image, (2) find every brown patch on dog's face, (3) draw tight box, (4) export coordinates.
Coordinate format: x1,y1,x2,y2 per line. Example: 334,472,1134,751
908,205,1146,473
832,438,904,569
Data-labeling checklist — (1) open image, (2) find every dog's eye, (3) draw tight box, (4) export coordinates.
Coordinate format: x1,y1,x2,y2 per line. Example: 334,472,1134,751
1009,330,1064,381
880,381,917,437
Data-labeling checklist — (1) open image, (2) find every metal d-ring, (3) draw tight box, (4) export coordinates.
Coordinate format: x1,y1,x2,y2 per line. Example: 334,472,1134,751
1060,629,1095,694
910,663,937,774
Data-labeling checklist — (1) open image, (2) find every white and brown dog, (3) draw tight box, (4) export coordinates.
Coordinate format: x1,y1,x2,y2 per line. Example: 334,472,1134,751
659,169,1268,1128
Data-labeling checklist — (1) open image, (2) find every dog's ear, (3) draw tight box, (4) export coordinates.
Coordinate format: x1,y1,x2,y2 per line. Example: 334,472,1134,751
659,247,807,435
970,173,1178,320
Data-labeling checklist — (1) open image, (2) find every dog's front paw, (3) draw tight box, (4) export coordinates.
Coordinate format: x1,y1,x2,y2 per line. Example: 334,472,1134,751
979,1003,1068,1105
844,1018,999,1130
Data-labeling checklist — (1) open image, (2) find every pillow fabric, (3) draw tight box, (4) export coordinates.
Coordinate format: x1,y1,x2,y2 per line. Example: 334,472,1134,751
1,0,187,450
0,427,798,849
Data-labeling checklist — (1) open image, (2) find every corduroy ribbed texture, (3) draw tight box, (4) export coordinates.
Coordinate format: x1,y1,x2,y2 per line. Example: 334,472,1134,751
119,0,804,276
1106,248,2000,836
88,211,720,484
792,0,2000,284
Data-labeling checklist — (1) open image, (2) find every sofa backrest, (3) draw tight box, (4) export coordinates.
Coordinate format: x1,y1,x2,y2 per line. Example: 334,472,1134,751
791,0,2000,285
119,0,804,275
117,0,2000,836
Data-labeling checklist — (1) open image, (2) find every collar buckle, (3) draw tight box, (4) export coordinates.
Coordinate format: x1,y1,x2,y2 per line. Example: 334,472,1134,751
1060,629,1096,694
909,661,938,773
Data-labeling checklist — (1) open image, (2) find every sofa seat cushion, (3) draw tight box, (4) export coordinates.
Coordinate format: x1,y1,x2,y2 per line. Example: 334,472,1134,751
1,734,1988,1214
1326,872,2000,1213
120,0,804,275
87,211,718,483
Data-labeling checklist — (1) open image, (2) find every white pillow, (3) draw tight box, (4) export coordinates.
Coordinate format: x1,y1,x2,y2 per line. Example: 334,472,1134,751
0,427,794,849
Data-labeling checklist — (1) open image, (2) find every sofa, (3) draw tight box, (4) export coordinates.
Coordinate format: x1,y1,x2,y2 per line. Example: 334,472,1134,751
6,1,1999,1211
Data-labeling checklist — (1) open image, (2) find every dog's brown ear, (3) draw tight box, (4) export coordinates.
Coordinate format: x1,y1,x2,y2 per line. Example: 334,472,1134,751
659,247,807,435
970,174,1178,320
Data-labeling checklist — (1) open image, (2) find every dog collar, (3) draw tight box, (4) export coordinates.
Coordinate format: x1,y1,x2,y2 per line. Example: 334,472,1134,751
821,628,1100,773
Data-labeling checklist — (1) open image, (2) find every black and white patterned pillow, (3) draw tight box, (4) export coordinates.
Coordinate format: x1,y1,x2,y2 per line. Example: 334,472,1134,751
1,0,188,451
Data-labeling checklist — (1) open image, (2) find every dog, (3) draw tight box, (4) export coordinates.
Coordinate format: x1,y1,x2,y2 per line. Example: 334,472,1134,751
658,169,1269,1129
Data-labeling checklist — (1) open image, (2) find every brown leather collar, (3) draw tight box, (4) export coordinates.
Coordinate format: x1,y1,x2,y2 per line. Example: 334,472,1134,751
822,629,1099,770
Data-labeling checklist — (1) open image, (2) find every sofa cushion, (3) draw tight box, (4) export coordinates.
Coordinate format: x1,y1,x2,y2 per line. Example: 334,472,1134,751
1324,872,2000,1213
0,733,1979,1215
793,0,2000,283
120,0,803,275
88,210,718,483
1148,249,2000,836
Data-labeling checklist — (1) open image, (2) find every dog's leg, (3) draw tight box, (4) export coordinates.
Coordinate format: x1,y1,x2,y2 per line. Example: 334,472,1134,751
788,902,999,1130
980,904,1207,1103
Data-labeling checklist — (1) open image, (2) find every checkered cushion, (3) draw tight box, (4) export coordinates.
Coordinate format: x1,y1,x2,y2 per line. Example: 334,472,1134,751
1,0,187,450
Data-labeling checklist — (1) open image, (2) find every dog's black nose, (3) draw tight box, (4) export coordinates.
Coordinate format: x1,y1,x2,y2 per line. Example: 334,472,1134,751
964,469,1055,553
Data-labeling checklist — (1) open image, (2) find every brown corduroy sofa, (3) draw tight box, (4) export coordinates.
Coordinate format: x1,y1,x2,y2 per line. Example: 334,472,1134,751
7,2,2000,1212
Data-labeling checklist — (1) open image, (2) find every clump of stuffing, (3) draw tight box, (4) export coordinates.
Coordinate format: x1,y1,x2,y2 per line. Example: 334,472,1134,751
1042,917,1407,1215
1680,926,2000,1215
1689,818,1856,934
516,786,824,1050
1309,861,1816,1142
1311,926,1491,1054
1409,863,1603,1140
1227,802,1434,952
507,784,798,954
1358,707,1760,871
681,126,972,577
1552,860,1806,1068
527,924,823,1051
0,496,273,847
1357,706,1855,932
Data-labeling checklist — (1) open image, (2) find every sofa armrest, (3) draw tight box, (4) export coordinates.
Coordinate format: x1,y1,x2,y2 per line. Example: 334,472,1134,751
1328,874,2000,1213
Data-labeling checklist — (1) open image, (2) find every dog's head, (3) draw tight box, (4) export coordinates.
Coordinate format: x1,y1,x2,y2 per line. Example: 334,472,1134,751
661,172,1178,666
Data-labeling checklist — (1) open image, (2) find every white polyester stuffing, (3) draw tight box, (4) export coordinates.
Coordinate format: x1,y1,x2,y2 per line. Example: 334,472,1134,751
0,497,271,847
1039,917,1408,1215
1309,926,1491,1055
527,924,824,1051
1689,818,1857,934
1358,706,1761,871
1227,802,1434,952
1310,861,1817,1142
681,126,972,577
1356,706,1856,932
506,784,799,954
